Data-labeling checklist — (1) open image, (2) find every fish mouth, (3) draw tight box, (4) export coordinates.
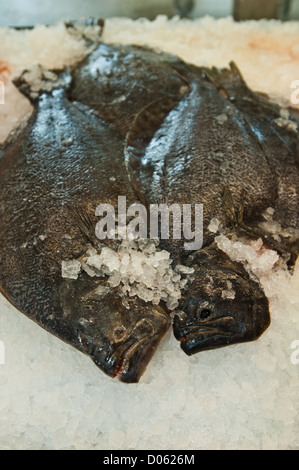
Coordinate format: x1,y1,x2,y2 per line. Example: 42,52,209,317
94,317,166,383
173,316,236,356
112,319,156,383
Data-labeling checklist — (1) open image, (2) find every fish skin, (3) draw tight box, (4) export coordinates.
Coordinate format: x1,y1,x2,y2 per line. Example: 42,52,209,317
203,63,299,235
0,71,171,383
1,41,298,377
173,245,270,355
68,43,191,136
125,60,299,355
60,278,169,383
126,65,282,244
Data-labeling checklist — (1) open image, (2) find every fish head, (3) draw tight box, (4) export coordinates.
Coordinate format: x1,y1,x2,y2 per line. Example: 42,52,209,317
173,246,270,355
60,278,170,383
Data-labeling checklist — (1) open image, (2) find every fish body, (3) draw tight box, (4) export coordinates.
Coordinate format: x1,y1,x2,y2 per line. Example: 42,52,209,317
0,65,172,383
1,41,298,381
124,59,299,355
126,62,299,250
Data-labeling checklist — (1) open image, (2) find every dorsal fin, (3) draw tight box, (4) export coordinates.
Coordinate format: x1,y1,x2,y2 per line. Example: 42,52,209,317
203,61,252,99
68,206,99,247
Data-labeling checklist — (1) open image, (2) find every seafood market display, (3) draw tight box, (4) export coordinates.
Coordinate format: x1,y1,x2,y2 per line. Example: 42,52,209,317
0,21,298,385
0,15,299,451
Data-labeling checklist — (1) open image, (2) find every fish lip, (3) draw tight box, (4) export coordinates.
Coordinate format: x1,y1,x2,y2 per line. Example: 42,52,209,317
174,315,236,354
112,335,153,382
180,332,233,356
92,311,170,383
175,315,236,338
110,318,157,382
179,328,232,344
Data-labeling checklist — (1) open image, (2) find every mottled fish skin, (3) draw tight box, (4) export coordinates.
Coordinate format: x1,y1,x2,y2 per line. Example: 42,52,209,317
125,61,299,355
126,65,285,244
203,63,299,236
68,43,190,136
0,69,171,383
60,279,169,383
0,43,191,383
1,41,298,377
173,245,270,355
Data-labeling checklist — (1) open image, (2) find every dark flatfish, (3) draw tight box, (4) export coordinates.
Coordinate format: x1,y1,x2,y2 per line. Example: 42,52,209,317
1,39,298,382
0,45,191,382
125,60,299,356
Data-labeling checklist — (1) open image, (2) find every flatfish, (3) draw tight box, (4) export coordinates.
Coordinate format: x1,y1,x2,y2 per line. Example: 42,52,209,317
1,41,298,381
125,59,299,356
0,44,189,381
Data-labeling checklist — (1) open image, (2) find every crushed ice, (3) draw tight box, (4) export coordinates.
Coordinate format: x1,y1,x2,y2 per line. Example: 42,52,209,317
274,109,298,132
215,234,280,279
62,239,194,310
17,64,68,100
214,207,299,300
208,217,223,234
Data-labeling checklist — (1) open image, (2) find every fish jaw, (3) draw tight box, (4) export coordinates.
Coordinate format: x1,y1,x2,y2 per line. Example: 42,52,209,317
92,309,171,384
172,245,271,356
112,325,166,383
173,315,236,355
60,279,171,383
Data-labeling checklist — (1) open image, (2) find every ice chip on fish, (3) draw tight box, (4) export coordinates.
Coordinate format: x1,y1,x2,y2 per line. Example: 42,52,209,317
62,260,81,280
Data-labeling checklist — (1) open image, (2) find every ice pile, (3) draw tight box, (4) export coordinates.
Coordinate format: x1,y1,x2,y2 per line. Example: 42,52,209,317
16,65,68,100
62,240,194,310
216,234,280,278
210,209,299,302
214,233,298,306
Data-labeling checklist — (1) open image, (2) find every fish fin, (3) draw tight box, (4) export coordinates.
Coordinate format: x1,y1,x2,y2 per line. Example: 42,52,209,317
68,206,99,247
203,61,252,100
220,187,298,263
222,186,246,227
14,20,104,103
64,17,104,34
223,197,299,268
203,62,297,122
13,65,71,102
205,63,299,161
239,225,299,269
203,61,276,110
65,19,105,62
221,187,299,262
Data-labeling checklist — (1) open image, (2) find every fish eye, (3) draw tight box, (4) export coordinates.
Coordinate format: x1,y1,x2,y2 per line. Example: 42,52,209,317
113,326,126,341
199,308,212,320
